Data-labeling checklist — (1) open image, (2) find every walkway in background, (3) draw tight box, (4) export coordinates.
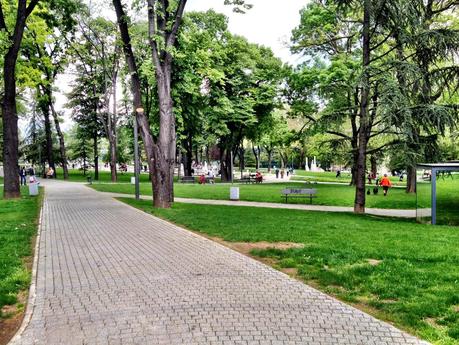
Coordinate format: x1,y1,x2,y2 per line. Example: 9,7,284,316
12,180,426,344
102,192,416,218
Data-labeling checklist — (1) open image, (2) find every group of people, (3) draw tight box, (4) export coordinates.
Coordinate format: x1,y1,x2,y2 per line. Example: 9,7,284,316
367,173,392,196
274,167,293,179
18,166,39,185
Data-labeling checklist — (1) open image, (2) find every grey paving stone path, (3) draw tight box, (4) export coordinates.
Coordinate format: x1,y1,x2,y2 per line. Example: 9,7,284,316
102,192,416,218
11,180,428,345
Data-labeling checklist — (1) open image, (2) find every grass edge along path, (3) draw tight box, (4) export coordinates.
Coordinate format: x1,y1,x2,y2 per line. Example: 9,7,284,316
0,187,43,345
119,198,459,345
91,181,417,210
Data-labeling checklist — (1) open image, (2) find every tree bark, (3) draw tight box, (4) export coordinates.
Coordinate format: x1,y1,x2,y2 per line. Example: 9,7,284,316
252,145,260,169
354,0,372,213
109,70,118,182
406,165,416,193
219,145,233,182
93,131,99,180
37,87,56,177
370,155,377,177
266,149,273,172
2,54,21,197
50,103,69,179
113,0,156,202
1,0,39,198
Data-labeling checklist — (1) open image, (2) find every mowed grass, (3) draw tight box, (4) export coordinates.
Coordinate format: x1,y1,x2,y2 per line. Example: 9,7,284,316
0,187,42,318
120,198,459,344
293,170,405,185
92,181,417,209
54,168,153,183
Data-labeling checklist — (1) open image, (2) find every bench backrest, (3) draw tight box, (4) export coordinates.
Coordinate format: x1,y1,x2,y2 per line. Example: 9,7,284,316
181,176,195,180
282,188,317,195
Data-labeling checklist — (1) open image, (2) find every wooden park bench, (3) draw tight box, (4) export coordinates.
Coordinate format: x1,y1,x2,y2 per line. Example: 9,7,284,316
239,175,256,184
180,176,195,183
281,188,317,204
205,176,215,184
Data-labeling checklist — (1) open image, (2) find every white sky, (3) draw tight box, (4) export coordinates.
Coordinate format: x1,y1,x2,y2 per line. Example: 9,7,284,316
186,0,306,65
48,0,307,131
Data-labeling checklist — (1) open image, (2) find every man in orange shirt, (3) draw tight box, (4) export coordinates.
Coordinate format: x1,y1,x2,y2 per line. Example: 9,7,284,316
379,174,392,196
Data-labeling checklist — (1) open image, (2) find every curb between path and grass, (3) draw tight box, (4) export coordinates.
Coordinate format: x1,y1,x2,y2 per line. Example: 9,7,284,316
5,191,44,345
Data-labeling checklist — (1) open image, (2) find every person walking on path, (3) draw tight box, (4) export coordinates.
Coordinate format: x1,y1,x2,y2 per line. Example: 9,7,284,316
379,174,392,196
19,166,27,185
275,167,279,178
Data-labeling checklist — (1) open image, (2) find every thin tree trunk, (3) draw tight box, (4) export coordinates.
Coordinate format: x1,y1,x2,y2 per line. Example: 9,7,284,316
114,0,157,207
50,103,69,179
39,91,55,177
93,131,99,180
267,149,272,173
109,71,118,182
354,0,372,213
252,145,260,169
370,155,377,177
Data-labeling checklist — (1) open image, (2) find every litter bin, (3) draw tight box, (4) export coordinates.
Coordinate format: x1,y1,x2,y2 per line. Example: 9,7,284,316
131,176,136,185
29,182,39,196
87,175,92,184
230,187,239,201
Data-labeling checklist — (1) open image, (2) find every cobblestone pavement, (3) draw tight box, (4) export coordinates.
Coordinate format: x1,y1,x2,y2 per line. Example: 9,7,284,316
102,192,416,218
12,180,428,345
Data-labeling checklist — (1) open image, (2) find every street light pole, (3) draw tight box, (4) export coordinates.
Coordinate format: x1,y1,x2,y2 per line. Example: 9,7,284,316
134,108,143,200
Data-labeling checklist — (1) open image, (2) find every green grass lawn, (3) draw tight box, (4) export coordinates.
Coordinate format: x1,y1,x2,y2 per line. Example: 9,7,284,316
54,168,153,183
120,198,459,344
0,176,3,184
293,170,405,185
91,181,417,209
0,187,42,319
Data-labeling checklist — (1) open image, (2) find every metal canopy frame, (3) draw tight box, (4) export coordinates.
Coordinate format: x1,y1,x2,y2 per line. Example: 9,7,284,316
416,163,459,225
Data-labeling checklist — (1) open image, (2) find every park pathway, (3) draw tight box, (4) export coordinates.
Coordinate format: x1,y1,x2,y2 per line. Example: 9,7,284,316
11,180,427,345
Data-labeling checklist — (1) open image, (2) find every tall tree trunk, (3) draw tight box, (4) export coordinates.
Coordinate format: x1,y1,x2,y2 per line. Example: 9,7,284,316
184,134,193,176
2,55,21,198
93,131,99,180
108,72,118,182
354,0,372,213
1,0,39,198
406,165,416,193
50,103,69,179
153,63,175,207
219,145,233,182
266,149,273,172
239,146,245,171
114,0,157,207
39,93,55,177
252,145,260,169
370,155,377,177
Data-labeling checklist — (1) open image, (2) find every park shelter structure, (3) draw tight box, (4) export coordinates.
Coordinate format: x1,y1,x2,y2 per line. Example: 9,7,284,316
416,162,459,225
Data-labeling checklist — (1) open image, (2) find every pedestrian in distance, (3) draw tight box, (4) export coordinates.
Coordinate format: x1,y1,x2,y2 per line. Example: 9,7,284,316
379,174,392,196
19,166,27,185
46,166,54,179
280,169,285,179
275,167,279,179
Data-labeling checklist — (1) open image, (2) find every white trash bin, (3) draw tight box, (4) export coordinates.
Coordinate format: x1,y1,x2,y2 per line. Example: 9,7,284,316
131,176,136,185
230,187,239,201
29,182,39,196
